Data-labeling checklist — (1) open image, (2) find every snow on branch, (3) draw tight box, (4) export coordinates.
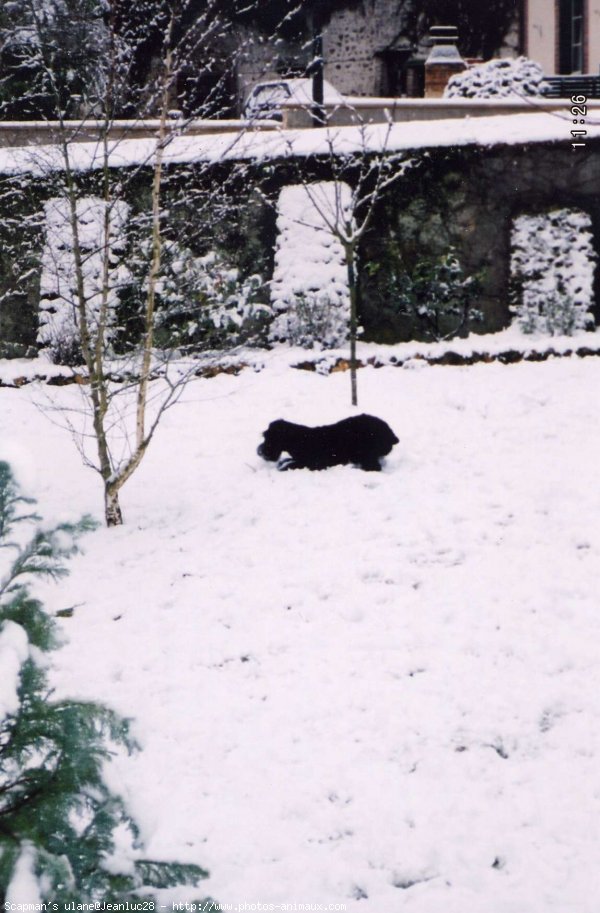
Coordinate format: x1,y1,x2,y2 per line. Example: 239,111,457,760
38,196,130,364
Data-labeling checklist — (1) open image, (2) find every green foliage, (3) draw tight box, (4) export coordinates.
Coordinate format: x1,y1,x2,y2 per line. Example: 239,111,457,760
0,176,45,353
445,57,549,99
0,461,39,545
367,246,483,343
153,246,270,350
121,230,271,352
108,176,275,355
514,288,585,336
0,462,209,905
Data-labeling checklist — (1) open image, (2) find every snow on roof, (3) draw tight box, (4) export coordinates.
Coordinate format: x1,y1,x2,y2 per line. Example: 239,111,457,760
0,111,597,176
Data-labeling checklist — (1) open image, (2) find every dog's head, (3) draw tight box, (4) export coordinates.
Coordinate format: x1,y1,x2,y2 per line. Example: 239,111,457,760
257,420,289,462
382,428,400,453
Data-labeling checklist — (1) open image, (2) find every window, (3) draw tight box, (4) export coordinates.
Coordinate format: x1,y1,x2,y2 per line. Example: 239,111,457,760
559,0,585,74
571,0,584,72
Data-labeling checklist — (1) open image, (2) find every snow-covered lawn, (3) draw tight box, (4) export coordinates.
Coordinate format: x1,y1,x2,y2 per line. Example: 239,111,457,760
2,352,600,911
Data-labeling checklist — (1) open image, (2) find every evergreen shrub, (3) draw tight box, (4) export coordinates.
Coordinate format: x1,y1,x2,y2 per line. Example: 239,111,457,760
0,462,210,905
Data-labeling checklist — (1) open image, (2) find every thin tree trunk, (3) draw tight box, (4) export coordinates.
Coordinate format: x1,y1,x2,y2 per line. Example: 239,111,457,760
135,18,175,453
104,483,123,527
59,142,117,517
346,244,358,407
27,1,204,529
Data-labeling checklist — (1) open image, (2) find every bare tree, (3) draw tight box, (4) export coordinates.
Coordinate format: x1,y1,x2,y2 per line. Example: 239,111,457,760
25,1,195,525
281,121,414,405
2,0,272,526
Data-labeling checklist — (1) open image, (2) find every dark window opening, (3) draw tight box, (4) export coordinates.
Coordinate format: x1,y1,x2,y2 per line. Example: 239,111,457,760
559,0,585,74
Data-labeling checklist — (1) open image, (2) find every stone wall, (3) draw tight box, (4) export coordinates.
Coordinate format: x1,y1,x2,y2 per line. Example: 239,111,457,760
360,138,600,341
235,27,302,108
323,0,406,96
3,137,600,352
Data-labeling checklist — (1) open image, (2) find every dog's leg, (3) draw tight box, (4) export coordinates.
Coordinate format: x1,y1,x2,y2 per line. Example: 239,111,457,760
278,456,299,471
359,458,382,472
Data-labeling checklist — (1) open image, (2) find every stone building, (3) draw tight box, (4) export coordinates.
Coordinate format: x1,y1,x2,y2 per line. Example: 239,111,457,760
235,0,416,105
235,1,438,105
236,0,521,108
320,0,416,97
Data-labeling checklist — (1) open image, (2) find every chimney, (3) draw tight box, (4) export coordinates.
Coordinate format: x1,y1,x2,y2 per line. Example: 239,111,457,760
424,25,467,98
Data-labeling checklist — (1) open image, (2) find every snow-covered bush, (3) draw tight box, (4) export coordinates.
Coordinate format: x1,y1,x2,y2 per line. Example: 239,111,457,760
151,245,269,350
269,290,350,349
445,56,550,98
270,183,351,349
38,196,130,365
510,208,597,336
0,462,210,905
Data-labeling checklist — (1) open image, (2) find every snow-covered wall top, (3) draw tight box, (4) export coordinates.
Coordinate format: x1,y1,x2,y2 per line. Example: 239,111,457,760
1,112,599,176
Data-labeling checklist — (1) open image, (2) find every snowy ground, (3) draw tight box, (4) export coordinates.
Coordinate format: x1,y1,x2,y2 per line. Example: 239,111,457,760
2,351,600,911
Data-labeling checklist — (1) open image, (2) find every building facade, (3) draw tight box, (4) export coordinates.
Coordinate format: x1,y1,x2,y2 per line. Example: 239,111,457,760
236,0,520,107
236,0,413,105
524,0,600,74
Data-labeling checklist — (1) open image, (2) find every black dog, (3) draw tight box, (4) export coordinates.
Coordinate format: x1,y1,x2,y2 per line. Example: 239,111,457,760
257,414,399,472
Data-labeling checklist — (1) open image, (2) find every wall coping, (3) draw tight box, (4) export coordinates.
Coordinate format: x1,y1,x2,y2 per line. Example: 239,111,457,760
339,96,600,109
0,118,279,147
3,96,599,146
281,96,600,126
